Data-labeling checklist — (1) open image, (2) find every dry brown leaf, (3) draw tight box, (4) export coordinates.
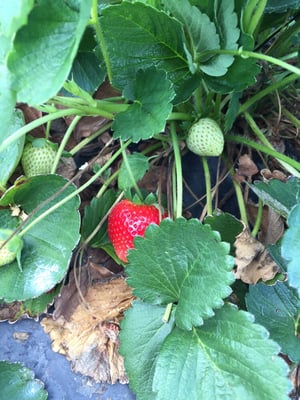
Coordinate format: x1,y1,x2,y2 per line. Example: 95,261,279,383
261,168,288,181
234,227,280,284
41,278,134,384
233,154,259,182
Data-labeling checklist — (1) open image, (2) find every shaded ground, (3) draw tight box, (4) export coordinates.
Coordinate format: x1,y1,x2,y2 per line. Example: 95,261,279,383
0,318,135,400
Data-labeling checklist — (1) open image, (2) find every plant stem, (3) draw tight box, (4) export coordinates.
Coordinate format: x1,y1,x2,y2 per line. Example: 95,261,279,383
244,111,298,174
167,112,193,121
162,302,173,323
239,73,298,115
51,115,81,174
203,49,300,76
170,122,183,218
226,134,300,176
201,156,213,216
0,108,81,152
251,197,263,237
248,0,267,36
18,141,131,238
69,121,113,156
90,0,113,82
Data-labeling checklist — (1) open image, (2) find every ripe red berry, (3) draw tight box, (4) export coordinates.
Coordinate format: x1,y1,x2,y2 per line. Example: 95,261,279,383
108,199,165,263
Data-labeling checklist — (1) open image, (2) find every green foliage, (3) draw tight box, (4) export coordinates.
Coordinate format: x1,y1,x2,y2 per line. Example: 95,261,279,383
0,109,24,190
81,189,117,247
118,153,150,190
282,201,300,296
246,281,300,362
0,0,299,398
121,218,293,399
0,175,80,302
250,177,300,218
7,0,92,104
112,68,175,141
0,361,47,400
126,218,235,330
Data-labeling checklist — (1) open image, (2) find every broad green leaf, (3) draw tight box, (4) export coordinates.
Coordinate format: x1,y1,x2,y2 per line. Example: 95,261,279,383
68,51,106,94
126,218,235,330
0,175,81,302
250,177,300,218
246,281,300,362
119,301,175,400
204,55,260,93
118,153,150,190
0,1,34,43
265,0,300,13
153,304,291,400
8,0,92,104
100,3,190,96
112,68,175,142
0,361,47,400
81,189,117,247
167,0,220,69
281,202,300,295
168,0,239,76
0,65,16,143
0,109,24,190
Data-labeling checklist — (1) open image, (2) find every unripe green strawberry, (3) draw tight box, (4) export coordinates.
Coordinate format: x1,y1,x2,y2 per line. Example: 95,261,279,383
186,118,224,157
21,138,57,177
0,229,23,270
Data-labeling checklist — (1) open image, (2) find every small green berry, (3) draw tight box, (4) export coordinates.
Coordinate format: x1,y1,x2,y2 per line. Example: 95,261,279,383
186,118,224,157
21,138,57,177
0,229,23,270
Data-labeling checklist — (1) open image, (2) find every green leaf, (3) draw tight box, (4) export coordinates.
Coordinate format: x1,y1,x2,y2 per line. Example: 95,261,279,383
8,0,92,104
265,0,300,13
118,153,150,190
250,177,300,218
68,51,106,94
0,1,34,44
81,189,117,247
112,68,175,142
204,55,260,93
0,361,47,400
0,109,25,190
168,0,239,76
119,301,175,400
100,2,190,96
0,65,16,143
126,218,235,330
246,281,300,362
152,304,291,400
281,202,300,296
23,283,61,317
167,0,220,69
204,211,243,254
0,175,81,302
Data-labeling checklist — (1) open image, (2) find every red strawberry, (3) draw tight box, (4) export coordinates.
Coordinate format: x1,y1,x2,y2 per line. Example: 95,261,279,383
108,199,166,263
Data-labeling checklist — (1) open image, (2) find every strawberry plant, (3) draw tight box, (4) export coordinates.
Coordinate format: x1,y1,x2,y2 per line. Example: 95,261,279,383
0,0,300,399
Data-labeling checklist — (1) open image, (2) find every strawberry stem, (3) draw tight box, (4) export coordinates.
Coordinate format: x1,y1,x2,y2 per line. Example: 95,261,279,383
201,156,213,216
162,302,173,323
225,134,300,176
170,121,183,218
251,197,263,237
51,115,82,174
